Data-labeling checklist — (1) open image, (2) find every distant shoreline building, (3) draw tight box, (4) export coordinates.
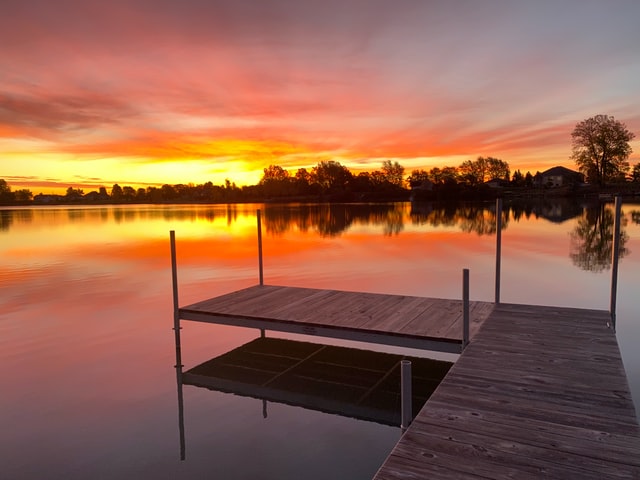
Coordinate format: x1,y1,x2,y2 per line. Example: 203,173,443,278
537,166,585,188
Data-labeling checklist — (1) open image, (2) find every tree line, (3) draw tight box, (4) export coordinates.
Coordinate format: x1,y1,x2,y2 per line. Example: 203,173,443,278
1,114,636,205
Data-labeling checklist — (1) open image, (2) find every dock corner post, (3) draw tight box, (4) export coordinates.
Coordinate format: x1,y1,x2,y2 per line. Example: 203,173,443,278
400,360,412,431
495,198,503,304
610,196,622,331
257,209,264,286
170,230,180,333
463,268,470,350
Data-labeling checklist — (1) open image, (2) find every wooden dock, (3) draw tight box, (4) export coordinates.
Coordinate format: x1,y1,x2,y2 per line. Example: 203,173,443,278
179,284,494,353
176,285,640,477
374,303,640,479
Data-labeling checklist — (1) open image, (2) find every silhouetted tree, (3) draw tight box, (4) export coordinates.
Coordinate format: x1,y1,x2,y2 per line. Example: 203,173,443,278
632,163,640,183
484,157,510,181
311,161,352,193
571,115,635,186
512,169,524,186
0,179,14,203
381,160,405,187
111,184,123,201
122,186,136,201
406,169,430,188
524,171,534,188
14,189,33,202
259,164,292,197
65,187,84,201
160,184,177,201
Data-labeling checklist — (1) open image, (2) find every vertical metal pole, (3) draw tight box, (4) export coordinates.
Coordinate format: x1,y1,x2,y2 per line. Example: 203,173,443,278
257,209,264,286
170,230,185,460
170,231,180,330
463,268,470,350
495,198,502,304
401,360,412,431
610,197,622,330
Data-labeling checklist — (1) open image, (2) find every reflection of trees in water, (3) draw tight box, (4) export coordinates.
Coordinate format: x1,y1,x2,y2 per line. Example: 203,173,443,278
508,198,583,224
630,210,640,225
569,204,629,272
262,204,404,237
1,209,35,232
410,203,507,236
0,210,12,231
458,205,508,236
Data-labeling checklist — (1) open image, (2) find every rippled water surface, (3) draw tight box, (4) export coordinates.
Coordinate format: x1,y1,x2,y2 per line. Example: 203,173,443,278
1,201,639,479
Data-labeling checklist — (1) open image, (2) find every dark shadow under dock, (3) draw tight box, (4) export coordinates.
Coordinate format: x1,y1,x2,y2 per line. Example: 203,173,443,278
183,337,452,426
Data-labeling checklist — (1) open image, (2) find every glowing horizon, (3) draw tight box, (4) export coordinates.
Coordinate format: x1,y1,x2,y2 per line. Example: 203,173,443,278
1,1,639,195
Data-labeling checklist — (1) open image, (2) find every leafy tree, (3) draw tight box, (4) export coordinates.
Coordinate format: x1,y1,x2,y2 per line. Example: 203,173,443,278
524,172,534,188
381,160,405,187
14,189,33,202
406,169,429,188
260,165,290,183
571,114,635,186
122,186,136,201
259,164,292,197
631,163,640,183
111,184,123,200
458,158,486,185
484,157,510,181
65,187,84,200
512,169,524,186
440,166,458,184
311,160,352,193
0,179,14,203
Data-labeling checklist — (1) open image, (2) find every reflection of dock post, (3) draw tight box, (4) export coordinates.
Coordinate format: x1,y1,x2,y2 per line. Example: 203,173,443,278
400,360,412,431
610,196,622,331
257,209,264,286
257,210,265,337
495,198,502,304
463,268,470,350
170,231,186,460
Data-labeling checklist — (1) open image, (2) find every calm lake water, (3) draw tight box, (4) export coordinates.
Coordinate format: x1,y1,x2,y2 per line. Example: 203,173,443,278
1,200,639,479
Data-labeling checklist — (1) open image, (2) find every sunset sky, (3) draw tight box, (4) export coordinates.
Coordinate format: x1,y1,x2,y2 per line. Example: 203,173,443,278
1,0,639,193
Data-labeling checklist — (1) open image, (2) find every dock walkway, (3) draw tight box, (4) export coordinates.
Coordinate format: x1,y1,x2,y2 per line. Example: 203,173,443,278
374,303,640,479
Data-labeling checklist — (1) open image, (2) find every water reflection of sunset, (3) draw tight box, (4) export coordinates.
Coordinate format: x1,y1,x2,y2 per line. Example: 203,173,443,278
2,202,640,479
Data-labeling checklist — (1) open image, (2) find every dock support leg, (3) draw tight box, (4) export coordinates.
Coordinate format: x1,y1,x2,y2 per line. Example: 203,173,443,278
401,360,412,431
495,198,502,304
170,231,185,460
257,209,264,286
610,196,622,331
463,268,470,350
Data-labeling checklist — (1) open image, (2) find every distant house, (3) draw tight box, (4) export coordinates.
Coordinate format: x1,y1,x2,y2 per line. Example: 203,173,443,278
33,194,64,204
409,179,434,202
485,178,510,189
540,166,584,187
